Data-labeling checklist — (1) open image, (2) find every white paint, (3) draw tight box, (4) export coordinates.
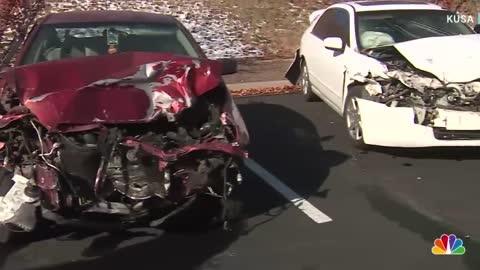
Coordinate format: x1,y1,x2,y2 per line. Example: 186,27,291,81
308,9,325,24
392,35,480,83
323,37,343,51
244,159,333,224
355,98,480,147
344,1,442,12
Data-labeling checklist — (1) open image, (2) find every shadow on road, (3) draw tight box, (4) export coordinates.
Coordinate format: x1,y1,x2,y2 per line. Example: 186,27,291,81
0,218,250,270
0,99,348,270
31,225,246,270
360,185,480,270
236,101,350,217
361,146,480,161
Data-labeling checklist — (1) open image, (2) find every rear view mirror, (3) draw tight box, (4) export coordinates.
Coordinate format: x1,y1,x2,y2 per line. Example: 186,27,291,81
218,58,238,75
324,37,344,51
474,24,480,33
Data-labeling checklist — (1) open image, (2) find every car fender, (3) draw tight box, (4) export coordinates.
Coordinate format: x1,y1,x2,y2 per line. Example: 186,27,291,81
285,49,302,85
342,51,388,113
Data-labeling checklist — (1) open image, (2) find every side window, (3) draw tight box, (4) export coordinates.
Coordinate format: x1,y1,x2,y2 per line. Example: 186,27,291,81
334,9,350,46
311,8,351,46
312,10,336,39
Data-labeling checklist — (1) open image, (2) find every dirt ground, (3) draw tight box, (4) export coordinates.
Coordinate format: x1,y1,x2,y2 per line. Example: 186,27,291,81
213,0,480,84
223,58,293,84
200,0,328,59
200,0,480,59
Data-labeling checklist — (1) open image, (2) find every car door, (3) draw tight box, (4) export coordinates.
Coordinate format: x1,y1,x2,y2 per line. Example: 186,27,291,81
303,7,353,114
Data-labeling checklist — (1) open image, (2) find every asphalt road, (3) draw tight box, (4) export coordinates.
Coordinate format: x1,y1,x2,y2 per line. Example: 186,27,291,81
1,93,479,270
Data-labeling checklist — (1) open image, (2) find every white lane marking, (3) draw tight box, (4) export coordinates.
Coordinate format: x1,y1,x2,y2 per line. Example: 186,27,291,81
244,159,333,224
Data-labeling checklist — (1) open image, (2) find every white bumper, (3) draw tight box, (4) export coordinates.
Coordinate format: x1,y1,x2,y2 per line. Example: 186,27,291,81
356,98,480,147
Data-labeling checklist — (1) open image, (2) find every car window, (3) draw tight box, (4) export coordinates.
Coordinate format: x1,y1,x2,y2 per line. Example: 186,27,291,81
20,23,200,65
311,8,350,46
312,9,336,39
357,10,475,50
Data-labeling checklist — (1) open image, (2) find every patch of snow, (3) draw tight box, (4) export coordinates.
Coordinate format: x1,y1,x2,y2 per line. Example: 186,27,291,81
39,0,264,59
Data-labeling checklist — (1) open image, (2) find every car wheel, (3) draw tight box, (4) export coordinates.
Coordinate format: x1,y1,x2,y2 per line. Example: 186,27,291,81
0,224,29,244
299,60,319,102
344,87,369,149
0,225,13,244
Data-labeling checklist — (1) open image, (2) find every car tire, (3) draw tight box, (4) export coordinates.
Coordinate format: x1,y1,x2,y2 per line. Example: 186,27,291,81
0,224,30,244
343,86,369,150
0,225,14,244
299,60,319,102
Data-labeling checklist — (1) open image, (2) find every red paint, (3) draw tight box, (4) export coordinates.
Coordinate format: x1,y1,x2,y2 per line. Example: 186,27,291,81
441,234,449,250
4,52,222,130
222,91,250,147
0,114,29,128
41,10,178,25
34,164,60,210
123,139,247,163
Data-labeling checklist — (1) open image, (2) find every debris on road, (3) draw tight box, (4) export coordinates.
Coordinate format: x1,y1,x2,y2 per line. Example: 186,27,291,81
230,85,300,97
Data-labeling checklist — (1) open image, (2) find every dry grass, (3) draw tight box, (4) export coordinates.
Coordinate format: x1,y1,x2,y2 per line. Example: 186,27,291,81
200,0,480,59
200,0,334,59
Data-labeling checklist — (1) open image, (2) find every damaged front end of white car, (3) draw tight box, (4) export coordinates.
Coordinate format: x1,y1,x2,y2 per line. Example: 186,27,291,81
349,36,480,147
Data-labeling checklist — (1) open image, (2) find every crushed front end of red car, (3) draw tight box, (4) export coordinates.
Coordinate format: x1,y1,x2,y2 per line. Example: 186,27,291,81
0,52,249,238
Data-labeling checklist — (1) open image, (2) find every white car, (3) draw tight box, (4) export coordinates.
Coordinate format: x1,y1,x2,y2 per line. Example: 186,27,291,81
286,0,480,148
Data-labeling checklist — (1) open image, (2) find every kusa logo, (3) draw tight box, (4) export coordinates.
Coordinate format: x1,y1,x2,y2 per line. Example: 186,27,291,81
446,13,474,24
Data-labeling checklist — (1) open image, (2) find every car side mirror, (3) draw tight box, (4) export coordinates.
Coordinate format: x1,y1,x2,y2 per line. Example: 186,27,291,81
324,37,344,51
218,58,238,75
474,24,480,33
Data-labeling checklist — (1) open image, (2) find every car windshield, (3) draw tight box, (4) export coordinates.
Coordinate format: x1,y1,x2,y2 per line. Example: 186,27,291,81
357,10,475,50
21,23,200,65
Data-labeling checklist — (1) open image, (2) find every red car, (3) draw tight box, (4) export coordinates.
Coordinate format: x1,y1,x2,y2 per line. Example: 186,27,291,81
0,10,249,243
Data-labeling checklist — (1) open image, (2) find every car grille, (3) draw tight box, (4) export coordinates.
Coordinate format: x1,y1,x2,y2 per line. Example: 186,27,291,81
433,128,480,140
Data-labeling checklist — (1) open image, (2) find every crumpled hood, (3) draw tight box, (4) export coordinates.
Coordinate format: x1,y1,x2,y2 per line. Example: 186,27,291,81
392,34,480,83
5,52,222,130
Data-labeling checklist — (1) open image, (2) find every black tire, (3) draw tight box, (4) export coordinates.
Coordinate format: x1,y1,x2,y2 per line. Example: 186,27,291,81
0,224,14,244
223,199,244,222
299,60,319,102
343,86,369,150
0,224,31,244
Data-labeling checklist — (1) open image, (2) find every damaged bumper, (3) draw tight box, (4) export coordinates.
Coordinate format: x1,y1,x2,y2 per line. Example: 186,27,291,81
0,52,250,235
357,98,480,147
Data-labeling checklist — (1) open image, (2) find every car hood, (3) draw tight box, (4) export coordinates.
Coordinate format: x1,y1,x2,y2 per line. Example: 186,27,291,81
3,52,222,130
391,34,480,83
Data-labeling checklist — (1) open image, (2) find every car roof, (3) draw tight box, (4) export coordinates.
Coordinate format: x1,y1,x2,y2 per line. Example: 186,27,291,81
41,10,178,25
337,0,443,12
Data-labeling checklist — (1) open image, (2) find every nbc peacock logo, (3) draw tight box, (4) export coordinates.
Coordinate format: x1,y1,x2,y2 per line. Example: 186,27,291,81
431,234,466,255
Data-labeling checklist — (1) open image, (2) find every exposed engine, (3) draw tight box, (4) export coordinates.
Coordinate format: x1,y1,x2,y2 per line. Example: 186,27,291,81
361,46,480,126
0,51,251,243
0,86,246,233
